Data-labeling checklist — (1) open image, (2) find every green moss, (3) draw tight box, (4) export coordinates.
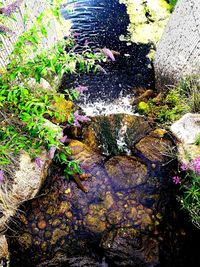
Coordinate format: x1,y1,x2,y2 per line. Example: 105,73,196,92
120,0,171,44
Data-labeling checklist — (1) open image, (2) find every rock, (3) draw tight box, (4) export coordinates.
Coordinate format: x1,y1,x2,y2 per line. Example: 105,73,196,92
0,235,8,263
0,151,51,233
105,156,148,190
68,140,105,172
82,114,152,155
170,113,200,144
135,130,173,162
170,113,200,162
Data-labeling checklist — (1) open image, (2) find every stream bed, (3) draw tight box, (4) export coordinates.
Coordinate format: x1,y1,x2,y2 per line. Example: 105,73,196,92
6,1,200,266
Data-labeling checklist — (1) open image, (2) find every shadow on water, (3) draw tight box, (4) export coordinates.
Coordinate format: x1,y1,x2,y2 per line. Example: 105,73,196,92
60,0,154,106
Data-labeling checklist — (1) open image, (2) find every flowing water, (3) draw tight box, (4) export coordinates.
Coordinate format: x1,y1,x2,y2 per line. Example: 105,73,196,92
61,0,154,116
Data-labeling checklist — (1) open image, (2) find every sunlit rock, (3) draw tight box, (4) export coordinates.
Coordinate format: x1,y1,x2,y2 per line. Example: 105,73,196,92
0,151,51,233
82,114,152,156
171,113,200,163
0,235,8,264
171,113,200,144
135,130,173,162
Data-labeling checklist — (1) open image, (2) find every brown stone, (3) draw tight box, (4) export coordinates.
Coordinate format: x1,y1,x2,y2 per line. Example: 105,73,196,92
37,220,47,230
135,134,173,162
105,156,148,190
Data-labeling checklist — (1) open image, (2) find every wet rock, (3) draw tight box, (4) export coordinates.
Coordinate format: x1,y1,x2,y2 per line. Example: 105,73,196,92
68,140,105,173
105,156,148,189
135,130,173,162
101,228,159,267
82,114,152,155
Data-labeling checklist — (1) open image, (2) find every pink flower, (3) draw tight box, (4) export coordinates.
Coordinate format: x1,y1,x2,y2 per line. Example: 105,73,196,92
0,170,4,184
73,32,79,38
172,176,181,184
35,157,42,168
75,85,88,94
0,0,23,17
0,24,12,34
48,146,56,159
190,156,200,174
73,110,91,127
97,65,107,74
102,48,115,61
60,135,68,143
180,163,189,171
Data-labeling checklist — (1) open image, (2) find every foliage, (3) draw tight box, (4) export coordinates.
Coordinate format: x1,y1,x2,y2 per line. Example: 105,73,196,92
137,75,200,125
168,0,177,11
0,1,105,182
174,157,200,229
195,134,200,146
137,88,190,124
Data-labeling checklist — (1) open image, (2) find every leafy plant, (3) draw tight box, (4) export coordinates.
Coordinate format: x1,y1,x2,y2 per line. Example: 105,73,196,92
0,0,105,183
174,157,200,229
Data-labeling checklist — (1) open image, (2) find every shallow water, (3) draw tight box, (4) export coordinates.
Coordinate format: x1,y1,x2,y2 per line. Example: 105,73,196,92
60,0,154,115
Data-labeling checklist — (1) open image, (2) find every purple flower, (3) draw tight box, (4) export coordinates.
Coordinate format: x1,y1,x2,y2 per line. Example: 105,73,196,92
75,85,88,94
73,32,79,38
102,48,115,61
73,110,91,127
48,146,56,159
35,157,42,168
180,163,189,171
84,39,89,46
97,65,107,74
172,176,181,185
0,0,23,17
60,135,68,143
0,170,4,184
0,24,12,34
190,156,200,174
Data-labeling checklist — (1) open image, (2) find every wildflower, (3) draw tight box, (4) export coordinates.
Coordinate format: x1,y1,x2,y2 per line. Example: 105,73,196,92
0,0,23,17
75,85,88,94
48,146,56,159
84,39,89,46
172,176,181,184
35,157,42,168
0,170,4,184
73,110,91,127
73,32,79,38
60,135,68,143
190,156,200,174
97,65,107,74
180,162,189,171
0,24,12,34
102,48,115,61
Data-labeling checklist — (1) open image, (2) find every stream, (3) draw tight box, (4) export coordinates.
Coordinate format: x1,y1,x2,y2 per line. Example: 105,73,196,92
61,0,154,116
6,1,200,266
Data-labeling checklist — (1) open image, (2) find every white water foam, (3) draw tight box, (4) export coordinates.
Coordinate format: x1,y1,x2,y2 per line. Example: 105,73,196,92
79,95,135,117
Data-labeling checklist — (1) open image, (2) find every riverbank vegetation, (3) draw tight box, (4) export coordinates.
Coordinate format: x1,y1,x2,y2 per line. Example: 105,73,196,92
0,0,105,184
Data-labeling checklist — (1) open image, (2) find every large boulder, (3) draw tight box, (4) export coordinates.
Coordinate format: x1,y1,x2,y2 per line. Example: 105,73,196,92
154,0,200,91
